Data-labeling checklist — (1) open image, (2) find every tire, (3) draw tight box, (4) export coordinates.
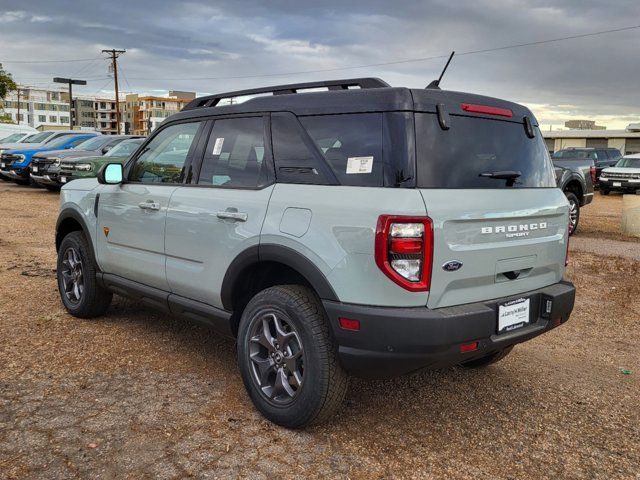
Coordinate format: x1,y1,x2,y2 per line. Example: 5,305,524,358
237,285,348,428
459,346,514,368
57,231,112,318
565,192,580,236
600,189,610,196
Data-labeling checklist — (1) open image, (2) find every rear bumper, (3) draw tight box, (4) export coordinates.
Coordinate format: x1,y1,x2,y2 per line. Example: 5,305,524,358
323,280,575,378
599,178,640,191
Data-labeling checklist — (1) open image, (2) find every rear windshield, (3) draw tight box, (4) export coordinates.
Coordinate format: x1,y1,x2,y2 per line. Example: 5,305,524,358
416,113,555,188
552,150,596,160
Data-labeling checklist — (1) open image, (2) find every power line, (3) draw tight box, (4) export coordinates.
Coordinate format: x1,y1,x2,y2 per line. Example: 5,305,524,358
125,23,640,82
1,57,101,64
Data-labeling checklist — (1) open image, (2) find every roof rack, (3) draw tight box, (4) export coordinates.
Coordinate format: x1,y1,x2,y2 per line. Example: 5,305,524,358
183,77,391,110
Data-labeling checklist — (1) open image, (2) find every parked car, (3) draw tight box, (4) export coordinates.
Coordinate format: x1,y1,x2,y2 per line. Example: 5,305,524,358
0,132,34,144
552,147,621,185
599,153,640,194
55,78,575,428
552,149,595,235
0,122,37,141
57,138,145,184
31,135,142,190
0,133,99,185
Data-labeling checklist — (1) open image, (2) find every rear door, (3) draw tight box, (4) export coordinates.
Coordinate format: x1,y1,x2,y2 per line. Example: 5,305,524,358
165,115,274,308
415,112,569,309
96,121,204,290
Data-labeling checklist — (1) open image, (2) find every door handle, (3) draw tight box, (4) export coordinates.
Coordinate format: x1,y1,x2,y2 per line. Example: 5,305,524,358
216,209,248,222
138,201,160,211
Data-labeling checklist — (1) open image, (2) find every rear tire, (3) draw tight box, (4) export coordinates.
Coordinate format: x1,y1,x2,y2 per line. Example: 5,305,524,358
237,285,348,428
460,346,514,368
57,231,112,318
565,192,580,236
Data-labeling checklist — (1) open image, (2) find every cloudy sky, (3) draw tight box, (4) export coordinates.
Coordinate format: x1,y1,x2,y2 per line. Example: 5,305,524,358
1,0,639,129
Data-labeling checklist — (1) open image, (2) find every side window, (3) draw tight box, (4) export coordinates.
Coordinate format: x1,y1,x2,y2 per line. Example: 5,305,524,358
129,122,201,184
299,113,383,187
197,117,270,188
69,137,90,148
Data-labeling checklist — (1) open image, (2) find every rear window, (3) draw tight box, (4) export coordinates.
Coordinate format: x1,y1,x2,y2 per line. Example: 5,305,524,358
416,113,555,189
552,150,596,160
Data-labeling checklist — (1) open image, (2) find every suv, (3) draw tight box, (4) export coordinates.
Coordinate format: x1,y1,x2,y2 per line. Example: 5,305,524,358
55,78,575,428
599,154,640,194
57,137,145,184
0,133,98,185
30,135,141,190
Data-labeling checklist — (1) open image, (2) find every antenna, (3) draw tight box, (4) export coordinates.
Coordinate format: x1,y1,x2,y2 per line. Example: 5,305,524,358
426,51,455,89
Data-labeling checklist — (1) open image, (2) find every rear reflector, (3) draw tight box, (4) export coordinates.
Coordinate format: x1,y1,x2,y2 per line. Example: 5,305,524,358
460,342,479,353
461,103,513,118
339,317,360,331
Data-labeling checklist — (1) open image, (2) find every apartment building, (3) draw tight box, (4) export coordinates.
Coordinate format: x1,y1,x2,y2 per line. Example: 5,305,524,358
73,97,97,130
94,98,119,135
0,85,71,130
124,91,195,136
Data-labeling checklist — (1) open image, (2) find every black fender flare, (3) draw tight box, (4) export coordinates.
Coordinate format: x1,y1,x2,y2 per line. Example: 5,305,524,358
220,244,339,311
55,208,98,266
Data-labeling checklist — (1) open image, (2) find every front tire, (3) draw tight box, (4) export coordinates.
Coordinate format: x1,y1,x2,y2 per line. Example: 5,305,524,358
565,192,580,236
600,189,610,196
460,346,514,368
237,285,348,428
57,231,112,318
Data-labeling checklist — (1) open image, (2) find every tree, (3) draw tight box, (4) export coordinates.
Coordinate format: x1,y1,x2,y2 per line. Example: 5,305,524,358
0,63,17,99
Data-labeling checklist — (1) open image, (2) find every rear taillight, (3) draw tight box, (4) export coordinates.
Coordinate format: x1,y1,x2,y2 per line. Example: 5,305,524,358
590,165,597,184
375,215,433,291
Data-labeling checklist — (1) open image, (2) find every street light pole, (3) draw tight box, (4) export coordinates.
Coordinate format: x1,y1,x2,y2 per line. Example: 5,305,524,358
53,77,87,129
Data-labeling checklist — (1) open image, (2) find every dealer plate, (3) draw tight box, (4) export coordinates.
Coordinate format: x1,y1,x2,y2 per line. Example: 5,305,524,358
498,298,530,334
0,162,5,168
32,166,38,173
60,176,67,183
613,182,622,187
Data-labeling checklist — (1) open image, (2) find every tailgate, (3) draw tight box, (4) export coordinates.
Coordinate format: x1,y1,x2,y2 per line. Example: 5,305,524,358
420,188,569,309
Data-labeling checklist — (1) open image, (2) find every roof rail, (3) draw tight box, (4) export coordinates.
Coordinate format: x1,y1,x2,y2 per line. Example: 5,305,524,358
183,77,390,110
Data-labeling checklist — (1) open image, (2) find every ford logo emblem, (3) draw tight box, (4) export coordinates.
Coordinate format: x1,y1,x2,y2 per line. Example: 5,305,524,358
442,260,463,272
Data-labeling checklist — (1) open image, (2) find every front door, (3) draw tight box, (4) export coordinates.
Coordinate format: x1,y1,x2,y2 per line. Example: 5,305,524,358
165,115,274,308
96,121,204,290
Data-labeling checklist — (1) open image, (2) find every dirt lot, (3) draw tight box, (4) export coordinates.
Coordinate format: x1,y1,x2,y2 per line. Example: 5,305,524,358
1,183,639,479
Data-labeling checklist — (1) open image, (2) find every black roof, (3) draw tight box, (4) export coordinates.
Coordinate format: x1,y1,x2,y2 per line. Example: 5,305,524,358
171,77,537,124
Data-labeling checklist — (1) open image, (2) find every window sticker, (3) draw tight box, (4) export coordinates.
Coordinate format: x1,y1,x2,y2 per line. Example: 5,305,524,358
346,156,374,174
212,137,225,155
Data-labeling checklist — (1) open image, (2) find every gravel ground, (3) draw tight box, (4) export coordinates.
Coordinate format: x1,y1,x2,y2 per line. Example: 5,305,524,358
1,183,639,479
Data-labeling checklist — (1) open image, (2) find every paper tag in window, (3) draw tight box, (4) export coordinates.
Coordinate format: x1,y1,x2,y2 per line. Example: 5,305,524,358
212,137,224,155
346,156,373,174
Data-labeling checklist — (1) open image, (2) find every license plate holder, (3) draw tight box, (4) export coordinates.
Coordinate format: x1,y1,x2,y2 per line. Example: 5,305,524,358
497,298,530,334
613,182,622,187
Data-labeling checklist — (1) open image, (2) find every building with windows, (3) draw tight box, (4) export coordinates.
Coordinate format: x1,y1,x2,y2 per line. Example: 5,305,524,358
0,85,71,130
94,98,119,135
124,91,195,136
73,97,97,130
543,124,640,155
564,120,606,130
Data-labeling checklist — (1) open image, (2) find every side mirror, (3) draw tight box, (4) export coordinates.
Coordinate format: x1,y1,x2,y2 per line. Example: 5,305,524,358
97,163,123,184
102,145,112,154
65,145,73,149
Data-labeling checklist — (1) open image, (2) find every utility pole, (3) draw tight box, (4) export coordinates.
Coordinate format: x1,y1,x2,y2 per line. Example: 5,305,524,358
53,77,87,128
102,49,126,134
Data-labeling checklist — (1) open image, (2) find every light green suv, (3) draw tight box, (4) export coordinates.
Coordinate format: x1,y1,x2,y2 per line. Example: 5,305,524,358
55,78,576,428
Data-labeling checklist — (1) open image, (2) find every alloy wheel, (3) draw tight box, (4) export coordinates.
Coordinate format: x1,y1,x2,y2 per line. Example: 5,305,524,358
248,312,305,405
61,247,84,304
568,199,578,234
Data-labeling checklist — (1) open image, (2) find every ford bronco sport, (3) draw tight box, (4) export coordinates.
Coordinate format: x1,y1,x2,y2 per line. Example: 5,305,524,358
55,78,575,428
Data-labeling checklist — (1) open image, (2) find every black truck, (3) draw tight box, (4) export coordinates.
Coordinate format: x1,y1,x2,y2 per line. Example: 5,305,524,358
552,149,596,235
